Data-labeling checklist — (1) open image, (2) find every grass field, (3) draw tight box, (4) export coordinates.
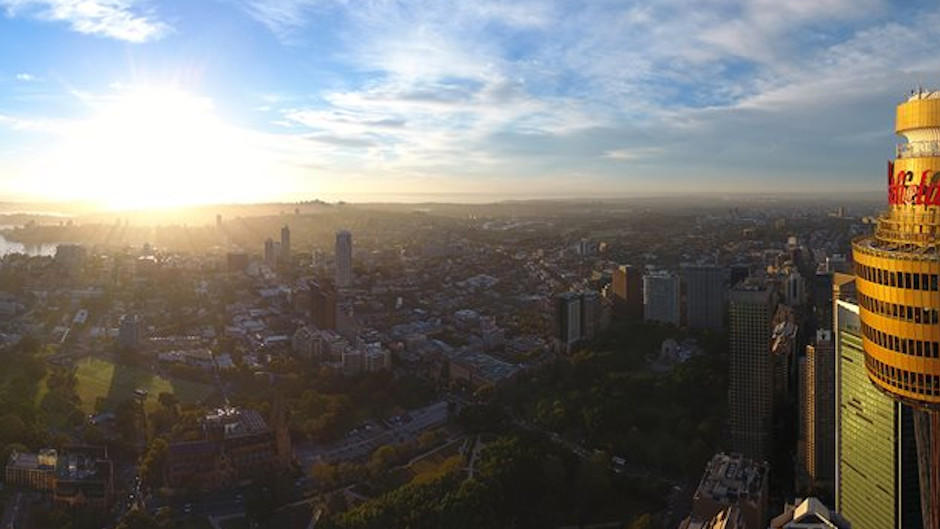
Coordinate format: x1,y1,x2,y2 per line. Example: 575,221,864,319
71,357,215,414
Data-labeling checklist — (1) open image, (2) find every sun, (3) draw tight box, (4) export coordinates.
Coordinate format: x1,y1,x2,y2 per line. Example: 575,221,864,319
34,86,277,210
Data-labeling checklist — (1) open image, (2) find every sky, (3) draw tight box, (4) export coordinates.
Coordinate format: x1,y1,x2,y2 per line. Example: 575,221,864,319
0,0,938,207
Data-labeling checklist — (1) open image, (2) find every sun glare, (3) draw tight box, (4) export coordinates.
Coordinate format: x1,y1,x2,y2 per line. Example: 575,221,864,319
33,87,277,210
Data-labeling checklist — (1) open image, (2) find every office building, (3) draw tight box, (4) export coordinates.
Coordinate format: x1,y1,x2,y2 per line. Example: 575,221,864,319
554,292,582,353
643,270,680,326
264,238,277,267
681,452,768,529
802,330,834,494
309,279,337,331
812,271,834,330
728,280,777,461
851,90,940,528
835,297,921,529
611,265,643,319
580,291,602,340
335,230,353,287
682,265,726,331
280,225,291,263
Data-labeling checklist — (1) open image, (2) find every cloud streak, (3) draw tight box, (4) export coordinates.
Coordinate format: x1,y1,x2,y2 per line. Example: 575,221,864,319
0,0,169,42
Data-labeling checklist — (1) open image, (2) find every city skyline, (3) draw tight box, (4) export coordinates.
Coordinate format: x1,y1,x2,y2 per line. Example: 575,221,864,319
0,1,939,208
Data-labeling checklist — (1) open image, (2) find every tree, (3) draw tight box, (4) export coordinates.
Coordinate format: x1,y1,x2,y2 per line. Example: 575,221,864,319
140,438,169,488
157,392,179,411
116,510,163,529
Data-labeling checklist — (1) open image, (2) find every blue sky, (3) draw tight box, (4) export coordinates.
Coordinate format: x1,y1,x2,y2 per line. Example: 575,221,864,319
0,0,938,205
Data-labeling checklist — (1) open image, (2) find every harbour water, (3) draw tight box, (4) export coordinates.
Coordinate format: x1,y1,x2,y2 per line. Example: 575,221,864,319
0,232,57,257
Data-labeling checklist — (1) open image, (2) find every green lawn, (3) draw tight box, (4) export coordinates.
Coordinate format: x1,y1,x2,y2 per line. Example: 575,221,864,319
72,357,215,414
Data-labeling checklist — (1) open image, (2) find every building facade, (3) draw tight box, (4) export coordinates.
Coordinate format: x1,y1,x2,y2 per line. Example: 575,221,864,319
802,329,835,494
554,292,582,353
834,298,921,529
280,225,291,263
682,265,726,330
611,265,643,320
728,281,777,461
335,230,353,288
643,270,680,326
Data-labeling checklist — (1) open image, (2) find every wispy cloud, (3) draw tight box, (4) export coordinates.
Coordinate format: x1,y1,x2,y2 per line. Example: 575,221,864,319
14,73,36,82
0,0,169,42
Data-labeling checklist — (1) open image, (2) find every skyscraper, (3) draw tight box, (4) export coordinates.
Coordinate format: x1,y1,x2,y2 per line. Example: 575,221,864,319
851,90,940,528
335,230,353,288
264,238,276,267
803,329,834,494
309,279,337,331
280,225,291,263
611,265,643,320
643,270,680,326
728,280,777,461
682,265,726,331
834,297,921,529
554,292,582,353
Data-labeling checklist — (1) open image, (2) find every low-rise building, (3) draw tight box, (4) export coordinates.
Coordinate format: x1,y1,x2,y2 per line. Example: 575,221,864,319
5,446,114,510
681,453,769,529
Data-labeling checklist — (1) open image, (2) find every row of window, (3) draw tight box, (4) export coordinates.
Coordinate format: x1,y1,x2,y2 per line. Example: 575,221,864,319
856,262,940,291
861,321,940,358
858,292,940,324
867,354,940,397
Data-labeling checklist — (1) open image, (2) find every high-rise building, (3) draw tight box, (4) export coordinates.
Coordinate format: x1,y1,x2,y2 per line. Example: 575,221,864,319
682,264,726,330
335,230,353,288
851,90,940,528
280,225,291,263
643,270,680,326
264,238,276,267
834,297,921,529
728,280,777,461
580,291,602,340
611,265,643,320
802,329,835,494
554,292,582,353
309,279,337,331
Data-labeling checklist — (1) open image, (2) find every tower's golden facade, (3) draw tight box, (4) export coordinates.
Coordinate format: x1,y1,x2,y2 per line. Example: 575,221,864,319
853,92,940,407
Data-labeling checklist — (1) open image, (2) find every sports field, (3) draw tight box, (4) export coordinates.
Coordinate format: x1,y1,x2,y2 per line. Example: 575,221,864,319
72,357,215,414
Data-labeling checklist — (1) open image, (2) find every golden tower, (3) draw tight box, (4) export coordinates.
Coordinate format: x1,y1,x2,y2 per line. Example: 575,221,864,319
853,89,940,528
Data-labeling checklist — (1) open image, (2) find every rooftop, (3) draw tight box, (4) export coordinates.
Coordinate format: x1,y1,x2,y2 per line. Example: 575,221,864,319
695,453,768,506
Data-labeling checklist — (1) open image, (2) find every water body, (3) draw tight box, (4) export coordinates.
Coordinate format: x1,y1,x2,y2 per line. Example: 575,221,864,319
0,232,57,257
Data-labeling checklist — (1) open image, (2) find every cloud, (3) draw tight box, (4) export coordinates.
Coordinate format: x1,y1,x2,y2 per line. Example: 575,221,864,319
0,0,169,42
15,73,36,81
605,147,665,161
